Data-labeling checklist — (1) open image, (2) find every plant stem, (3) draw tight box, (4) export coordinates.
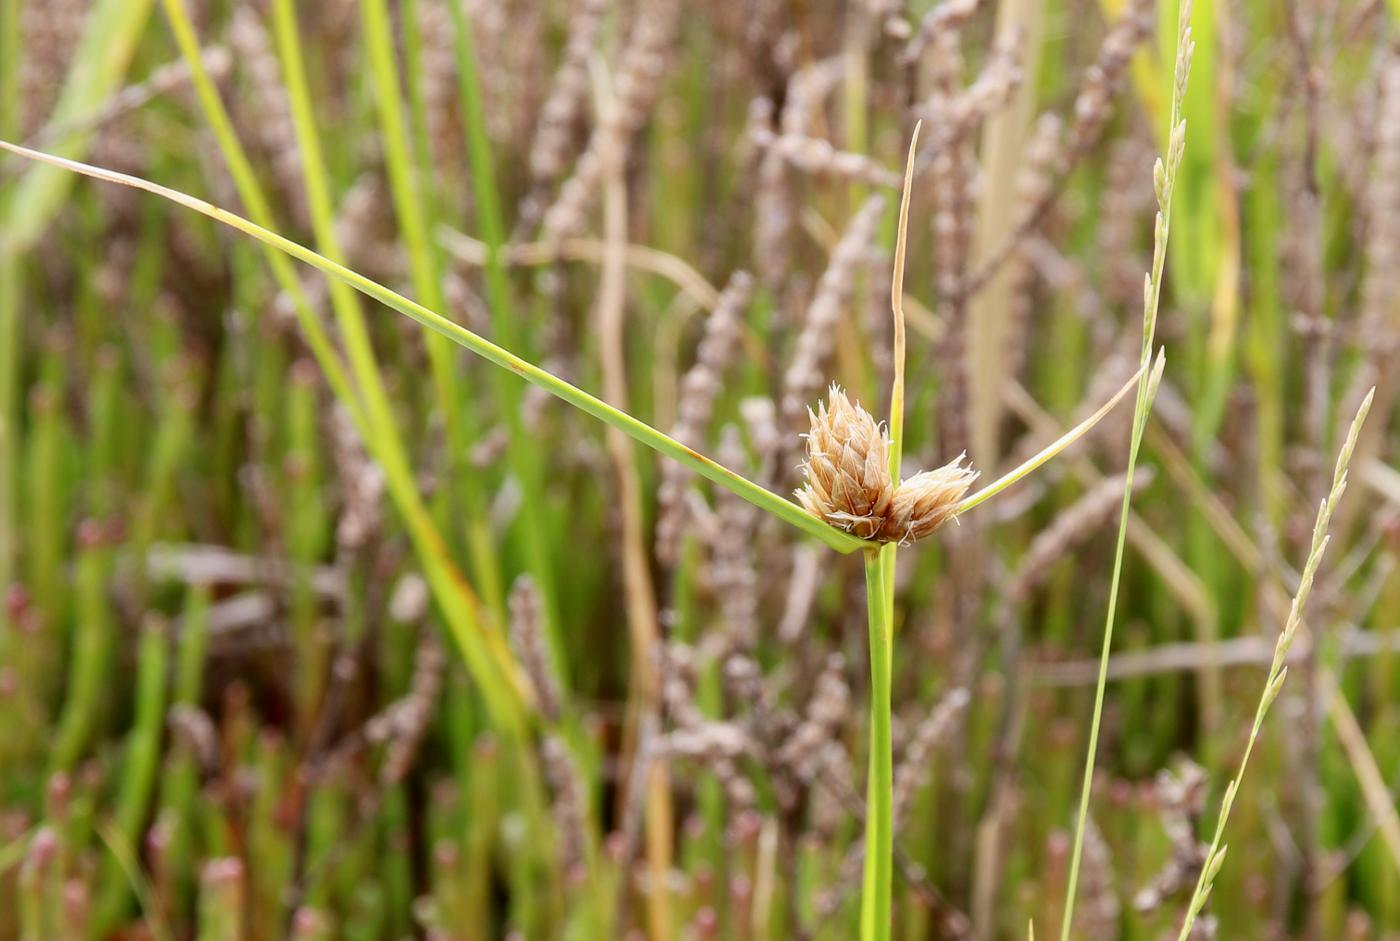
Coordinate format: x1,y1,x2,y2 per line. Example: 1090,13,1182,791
862,549,894,941
863,123,918,940
1057,4,1194,938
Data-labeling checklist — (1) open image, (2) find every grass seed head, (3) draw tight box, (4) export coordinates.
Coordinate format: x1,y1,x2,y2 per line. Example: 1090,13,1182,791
795,384,978,543
879,455,979,544
795,384,894,540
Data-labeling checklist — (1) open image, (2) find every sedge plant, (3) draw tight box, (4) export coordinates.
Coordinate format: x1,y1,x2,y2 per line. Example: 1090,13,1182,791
1,120,1156,938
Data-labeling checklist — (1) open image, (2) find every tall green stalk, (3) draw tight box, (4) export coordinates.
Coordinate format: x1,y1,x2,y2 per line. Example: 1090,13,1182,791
1057,4,1194,939
862,551,894,940
0,0,19,599
861,124,919,941
270,0,509,644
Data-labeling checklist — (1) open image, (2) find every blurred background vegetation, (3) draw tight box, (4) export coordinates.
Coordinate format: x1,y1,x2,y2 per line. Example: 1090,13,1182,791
1,0,1399,938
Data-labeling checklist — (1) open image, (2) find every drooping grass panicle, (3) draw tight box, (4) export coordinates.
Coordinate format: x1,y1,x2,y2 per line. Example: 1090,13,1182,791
1173,387,1373,940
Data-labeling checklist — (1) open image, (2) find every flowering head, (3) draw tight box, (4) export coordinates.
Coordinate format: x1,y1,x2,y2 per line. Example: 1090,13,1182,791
795,384,977,544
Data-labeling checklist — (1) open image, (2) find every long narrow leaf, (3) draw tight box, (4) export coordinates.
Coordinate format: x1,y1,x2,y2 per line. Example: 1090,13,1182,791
0,138,868,555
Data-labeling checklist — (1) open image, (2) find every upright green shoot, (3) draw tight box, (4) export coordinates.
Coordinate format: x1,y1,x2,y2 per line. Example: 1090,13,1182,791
1057,4,1194,939
861,122,919,941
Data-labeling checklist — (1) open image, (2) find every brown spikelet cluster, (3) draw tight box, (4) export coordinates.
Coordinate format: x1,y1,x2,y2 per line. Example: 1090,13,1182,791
795,385,978,544
795,385,893,539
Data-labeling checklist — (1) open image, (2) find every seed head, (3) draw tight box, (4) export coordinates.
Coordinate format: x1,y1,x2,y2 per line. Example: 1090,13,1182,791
878,454,979,544
795,384,978,544
795,383,980,543
795,384,894,539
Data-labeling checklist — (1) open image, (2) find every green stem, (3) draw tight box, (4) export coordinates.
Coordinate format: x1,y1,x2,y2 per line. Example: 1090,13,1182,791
1057,4,1193,937
0,0,18,597
96,618,171,932
861,549,893,941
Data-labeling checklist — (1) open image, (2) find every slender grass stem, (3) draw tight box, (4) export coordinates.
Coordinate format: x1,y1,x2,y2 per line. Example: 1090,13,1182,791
862,549,894,941
596,69,673,941
955,356,1157,517
888,123,919,486
154,0,532,729
96,618,170,931
0,0,18,599
1057,5,1194,939
1173,389,1373,939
